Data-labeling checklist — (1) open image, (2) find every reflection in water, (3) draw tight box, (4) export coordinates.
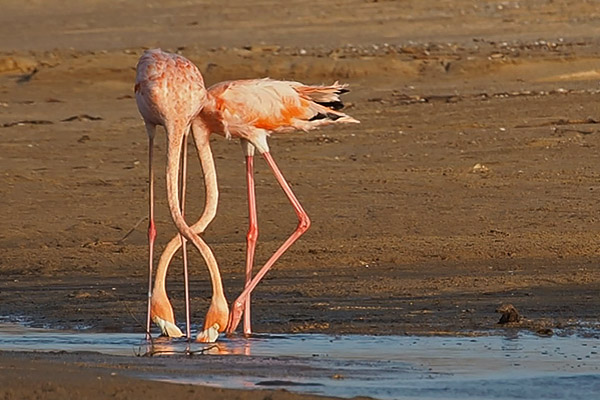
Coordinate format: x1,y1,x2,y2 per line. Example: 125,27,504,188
142,335,253,356
0,323,599,399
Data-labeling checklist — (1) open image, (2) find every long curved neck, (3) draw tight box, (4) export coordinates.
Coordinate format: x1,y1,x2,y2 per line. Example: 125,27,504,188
192,120,219,239
164,122,225,300
191,121,224,300
153,121,221,299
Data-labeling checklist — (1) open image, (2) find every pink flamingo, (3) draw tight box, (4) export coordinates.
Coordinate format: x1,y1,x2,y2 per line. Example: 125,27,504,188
134,49,228,340
150,76,359,340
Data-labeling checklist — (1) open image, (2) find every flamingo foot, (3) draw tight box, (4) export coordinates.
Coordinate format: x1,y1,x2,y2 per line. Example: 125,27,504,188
152,315,184,338
196,323,220,343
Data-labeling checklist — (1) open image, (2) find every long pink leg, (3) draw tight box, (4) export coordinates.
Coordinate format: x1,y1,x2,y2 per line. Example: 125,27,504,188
145,123,156,339
179,133,191,339
226,151,311,334
243,152,258,335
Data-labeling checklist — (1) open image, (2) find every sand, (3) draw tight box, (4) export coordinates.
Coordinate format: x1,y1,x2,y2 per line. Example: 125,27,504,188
1,0,599,398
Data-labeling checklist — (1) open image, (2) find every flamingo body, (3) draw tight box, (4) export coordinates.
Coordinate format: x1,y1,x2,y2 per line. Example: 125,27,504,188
135,49,206,128
149,74,359,338
202,78,358,151
205,78,359,334
134,49,228,342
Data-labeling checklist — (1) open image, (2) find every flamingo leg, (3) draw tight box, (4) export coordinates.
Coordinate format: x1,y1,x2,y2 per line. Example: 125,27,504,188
145,123,156,339
242,141,258,335
226,151,310,334
179,132,191,340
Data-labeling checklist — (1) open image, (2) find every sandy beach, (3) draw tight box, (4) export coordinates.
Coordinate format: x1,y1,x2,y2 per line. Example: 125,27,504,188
1,0,600,398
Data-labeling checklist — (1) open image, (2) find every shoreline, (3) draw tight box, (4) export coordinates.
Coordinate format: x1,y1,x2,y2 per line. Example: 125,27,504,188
1,1,599,399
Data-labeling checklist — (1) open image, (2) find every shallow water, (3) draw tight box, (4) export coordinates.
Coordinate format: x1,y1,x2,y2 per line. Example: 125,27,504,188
0,323,599,399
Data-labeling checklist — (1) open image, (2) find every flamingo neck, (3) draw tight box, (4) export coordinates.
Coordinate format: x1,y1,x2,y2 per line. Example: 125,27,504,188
164,122,227,310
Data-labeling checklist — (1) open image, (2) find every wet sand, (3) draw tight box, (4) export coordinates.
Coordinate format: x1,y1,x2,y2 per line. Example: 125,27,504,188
1,0,600,398
0,351,343,400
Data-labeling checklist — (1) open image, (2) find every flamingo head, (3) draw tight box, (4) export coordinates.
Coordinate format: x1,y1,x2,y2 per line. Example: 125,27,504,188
150,293,183,338
197,296,229,342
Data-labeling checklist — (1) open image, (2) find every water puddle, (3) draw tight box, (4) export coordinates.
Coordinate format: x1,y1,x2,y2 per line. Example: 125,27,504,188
0,323,599,399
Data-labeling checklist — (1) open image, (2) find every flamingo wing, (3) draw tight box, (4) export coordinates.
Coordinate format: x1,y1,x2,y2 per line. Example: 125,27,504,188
208,79,358,134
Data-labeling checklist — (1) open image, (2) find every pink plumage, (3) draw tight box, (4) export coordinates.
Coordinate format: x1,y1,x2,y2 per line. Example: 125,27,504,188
201,78,359,152
135,49,206,128
196,77,358,334
134,49,229,342
135,49,359,340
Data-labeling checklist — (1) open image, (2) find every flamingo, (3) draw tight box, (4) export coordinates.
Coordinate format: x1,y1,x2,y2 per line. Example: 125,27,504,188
150,76,359,340
134,49,229,341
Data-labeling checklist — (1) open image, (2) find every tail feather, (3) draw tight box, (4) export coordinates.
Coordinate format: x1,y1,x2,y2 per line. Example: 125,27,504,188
295,82,359,126
309,112,343,121
296,82,349,105
315,100,345,111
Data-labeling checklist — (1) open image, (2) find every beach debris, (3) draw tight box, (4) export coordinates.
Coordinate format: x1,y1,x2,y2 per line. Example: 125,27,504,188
61,114,103,122
515,117,598,129
471,163,489,173
496,303,521,324
17,68,38,83
536,328,554,337
1,119,53,128
0,55,37,74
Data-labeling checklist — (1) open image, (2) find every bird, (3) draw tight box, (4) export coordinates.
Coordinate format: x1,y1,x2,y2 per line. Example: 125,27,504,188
134,49,229,340
151,117,224,342
149,76,359,339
